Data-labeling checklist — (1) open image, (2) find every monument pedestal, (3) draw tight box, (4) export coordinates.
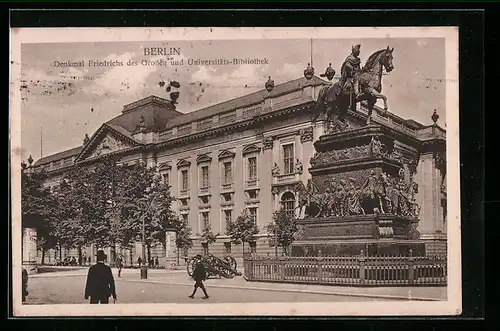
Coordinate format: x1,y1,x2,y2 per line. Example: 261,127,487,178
293,125,423,257
291,214,424,257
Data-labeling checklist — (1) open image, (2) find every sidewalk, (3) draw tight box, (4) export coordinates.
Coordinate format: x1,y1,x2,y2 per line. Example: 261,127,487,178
30,266,447,301
31,266,186,278
120,270,447,302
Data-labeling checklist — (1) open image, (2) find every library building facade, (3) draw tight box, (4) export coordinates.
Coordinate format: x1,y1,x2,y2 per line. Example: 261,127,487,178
24,75,447,267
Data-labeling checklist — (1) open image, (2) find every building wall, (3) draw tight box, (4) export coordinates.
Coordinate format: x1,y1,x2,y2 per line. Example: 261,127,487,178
28,87,447,262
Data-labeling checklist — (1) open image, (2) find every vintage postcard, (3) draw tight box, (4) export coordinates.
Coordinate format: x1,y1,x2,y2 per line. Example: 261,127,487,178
10,27,460,316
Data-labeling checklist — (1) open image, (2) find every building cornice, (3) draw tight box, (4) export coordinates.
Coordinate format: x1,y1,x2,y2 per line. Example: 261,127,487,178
153,101,315,151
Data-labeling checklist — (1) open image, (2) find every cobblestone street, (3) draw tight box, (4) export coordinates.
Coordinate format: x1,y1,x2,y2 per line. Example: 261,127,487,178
24,274,389,304
22,267,446,305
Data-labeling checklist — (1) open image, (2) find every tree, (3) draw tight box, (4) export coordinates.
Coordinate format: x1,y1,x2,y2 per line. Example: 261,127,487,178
110,161,177,263
226,209,260,256
54,165,94,261
52,159,125,264
171,216,193,263
21,167,59,264
267,209,298,256
200,222,218,255
51,159,177,264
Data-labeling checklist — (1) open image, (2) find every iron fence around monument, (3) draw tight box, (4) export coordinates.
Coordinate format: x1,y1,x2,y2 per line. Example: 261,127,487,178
243,252,447,286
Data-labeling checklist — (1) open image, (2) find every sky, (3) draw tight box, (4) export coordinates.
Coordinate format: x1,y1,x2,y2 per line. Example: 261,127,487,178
19,37,446,162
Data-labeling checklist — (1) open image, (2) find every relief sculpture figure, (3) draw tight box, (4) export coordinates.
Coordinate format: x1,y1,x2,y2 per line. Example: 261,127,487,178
346,177,365,215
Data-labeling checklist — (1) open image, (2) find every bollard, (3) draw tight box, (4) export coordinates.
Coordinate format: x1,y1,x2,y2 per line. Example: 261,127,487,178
140,264,148,279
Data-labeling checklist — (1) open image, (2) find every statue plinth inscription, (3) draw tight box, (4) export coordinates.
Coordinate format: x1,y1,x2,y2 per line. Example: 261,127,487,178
292,125,422,256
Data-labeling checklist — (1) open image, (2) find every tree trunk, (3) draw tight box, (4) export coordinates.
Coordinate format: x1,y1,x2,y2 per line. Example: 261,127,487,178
59,244,62,260
242,241,245,258
78,246,82,266
147,244,151,266
177,248,180,265
41,247,46,265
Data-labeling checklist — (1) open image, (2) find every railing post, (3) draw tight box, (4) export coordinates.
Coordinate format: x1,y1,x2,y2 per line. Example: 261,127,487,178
246,255,253,279
280,256,286,281
359,249,365,285
408,249,415,285
317,255,323,283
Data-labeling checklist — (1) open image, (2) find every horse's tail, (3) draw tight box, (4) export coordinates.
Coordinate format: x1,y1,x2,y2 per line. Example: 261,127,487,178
311,85,328,122
315,85,327,110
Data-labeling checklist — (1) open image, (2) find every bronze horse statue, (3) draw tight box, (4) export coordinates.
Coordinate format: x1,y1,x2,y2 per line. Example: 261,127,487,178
314,46,395,125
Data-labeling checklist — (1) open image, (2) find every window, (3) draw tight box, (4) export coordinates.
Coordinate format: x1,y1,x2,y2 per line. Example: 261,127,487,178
281,192,296,218
248,207,258,224
222,193,232,203
200,166,210,188
249,241,257,254
162,173,169,186
223,162,233,184
248,157,257,180
202,212,210,230
248,190,257,200
181,170,189,191
224,242,232,254
224,210,232,224
283,144,295,174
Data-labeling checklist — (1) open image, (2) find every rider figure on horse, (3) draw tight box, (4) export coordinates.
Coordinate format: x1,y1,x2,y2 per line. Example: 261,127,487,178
340,44,362,110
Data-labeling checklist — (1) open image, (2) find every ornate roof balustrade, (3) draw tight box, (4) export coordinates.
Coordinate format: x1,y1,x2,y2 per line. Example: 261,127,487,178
157,85,316,143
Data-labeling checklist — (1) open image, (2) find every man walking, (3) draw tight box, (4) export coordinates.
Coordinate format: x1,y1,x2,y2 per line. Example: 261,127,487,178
116,255,123,278
84,250,117,304
189,255,209,300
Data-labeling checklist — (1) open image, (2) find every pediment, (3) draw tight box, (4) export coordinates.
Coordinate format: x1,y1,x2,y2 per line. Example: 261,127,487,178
242,144,261,155
177,159,191,168
218,149,235,160
196,154,212,164
78,125,139,161
158,162,172,171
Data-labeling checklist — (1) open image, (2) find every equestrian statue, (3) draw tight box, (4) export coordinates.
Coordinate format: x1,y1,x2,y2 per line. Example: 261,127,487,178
314,45,395,126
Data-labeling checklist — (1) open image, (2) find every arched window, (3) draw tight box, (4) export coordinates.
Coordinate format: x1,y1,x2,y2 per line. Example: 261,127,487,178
281,192,296,217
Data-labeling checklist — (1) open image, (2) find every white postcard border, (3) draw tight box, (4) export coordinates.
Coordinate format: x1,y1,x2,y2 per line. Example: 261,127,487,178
10,26,461,317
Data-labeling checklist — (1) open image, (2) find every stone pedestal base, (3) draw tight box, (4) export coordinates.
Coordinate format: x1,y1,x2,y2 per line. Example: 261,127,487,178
291,240,426,257
420,233,447,256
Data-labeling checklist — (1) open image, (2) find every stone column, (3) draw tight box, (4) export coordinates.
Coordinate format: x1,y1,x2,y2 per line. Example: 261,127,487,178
165,230,177,267
170,159,179,214
260,138,273,227
211,154,222,234
299,126,314,183
22,227,38,274
189,159,198,234
414,149,446,254
233,145,244,216
313,120,326,141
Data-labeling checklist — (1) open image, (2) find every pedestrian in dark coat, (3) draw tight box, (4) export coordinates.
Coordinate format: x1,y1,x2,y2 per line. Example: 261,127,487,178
116,255,123,278
189,255,209,299
22,268,29,302
84,250,117,304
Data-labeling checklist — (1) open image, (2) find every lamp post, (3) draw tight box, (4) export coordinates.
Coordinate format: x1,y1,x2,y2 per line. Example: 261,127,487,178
140,186,151,279
274,225,278,257
140,212,147,279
